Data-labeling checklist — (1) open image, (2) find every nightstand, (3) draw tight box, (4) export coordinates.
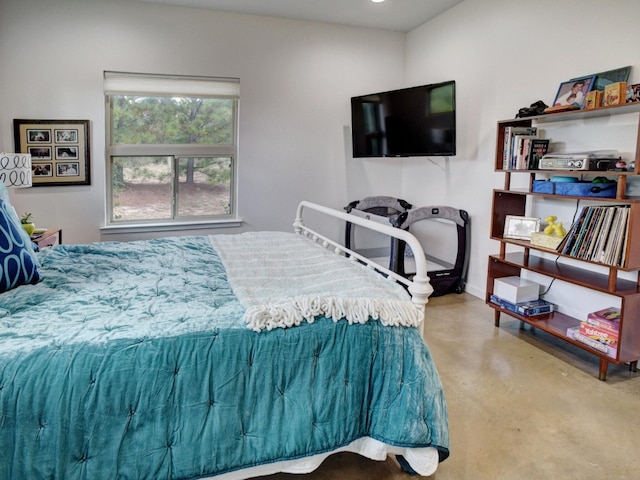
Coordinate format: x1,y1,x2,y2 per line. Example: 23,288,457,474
31,229,62,249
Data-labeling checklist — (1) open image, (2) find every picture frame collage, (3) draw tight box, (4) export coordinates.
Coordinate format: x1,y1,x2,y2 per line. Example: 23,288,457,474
13,119,91,186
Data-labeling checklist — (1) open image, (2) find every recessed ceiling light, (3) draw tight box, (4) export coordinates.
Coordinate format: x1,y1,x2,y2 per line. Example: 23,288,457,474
371,0,385,3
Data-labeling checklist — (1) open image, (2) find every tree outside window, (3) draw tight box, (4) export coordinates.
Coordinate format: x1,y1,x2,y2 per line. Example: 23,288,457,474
105,72,238,224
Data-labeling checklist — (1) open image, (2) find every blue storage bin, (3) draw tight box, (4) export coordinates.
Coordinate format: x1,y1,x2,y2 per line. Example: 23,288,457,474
532,180,616,198
532,180,555,194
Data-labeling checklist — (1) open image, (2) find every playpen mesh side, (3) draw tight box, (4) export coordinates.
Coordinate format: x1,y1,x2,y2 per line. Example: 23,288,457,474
393,206,470,296
344,197,412,269
344,200,469,297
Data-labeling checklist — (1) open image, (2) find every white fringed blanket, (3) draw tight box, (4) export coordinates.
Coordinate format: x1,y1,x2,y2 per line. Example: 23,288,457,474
209,231,424,332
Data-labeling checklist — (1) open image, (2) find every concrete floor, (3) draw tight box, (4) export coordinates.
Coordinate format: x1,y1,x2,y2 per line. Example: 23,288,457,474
259,293,640,480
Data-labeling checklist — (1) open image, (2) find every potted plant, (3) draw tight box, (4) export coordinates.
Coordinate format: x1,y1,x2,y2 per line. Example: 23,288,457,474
20,212,36,236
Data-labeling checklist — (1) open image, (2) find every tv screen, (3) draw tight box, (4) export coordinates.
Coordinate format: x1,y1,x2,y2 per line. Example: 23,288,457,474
350,81,456,158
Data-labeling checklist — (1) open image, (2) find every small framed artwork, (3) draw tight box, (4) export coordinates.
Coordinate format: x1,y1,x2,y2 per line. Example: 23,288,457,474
27,146,52,160
55,129,78,143
626,83,640,103
28,129,51,143
55,146,79,160
577,66,631,91
57,162,80,176
503,215,540,240
13,119,90,186
552,76,596,109
32,163,53,177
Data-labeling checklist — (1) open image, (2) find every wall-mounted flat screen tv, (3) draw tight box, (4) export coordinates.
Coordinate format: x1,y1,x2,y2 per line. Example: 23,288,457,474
351,80,456,157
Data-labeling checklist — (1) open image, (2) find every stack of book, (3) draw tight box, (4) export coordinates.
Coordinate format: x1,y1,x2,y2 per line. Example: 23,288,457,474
502,126,550,170
566,307,620,358
557,205,630,267
489,294,555,317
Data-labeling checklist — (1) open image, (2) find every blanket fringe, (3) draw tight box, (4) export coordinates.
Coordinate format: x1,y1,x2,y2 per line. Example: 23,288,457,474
245,296,423,332
210,232,425,332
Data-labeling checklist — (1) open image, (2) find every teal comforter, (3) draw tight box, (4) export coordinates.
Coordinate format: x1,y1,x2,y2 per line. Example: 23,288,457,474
0,236,449,479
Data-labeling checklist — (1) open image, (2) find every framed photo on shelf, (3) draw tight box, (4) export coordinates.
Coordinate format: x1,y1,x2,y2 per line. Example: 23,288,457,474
626,83,640,103
577,66,631,92
503,215,540,240
552,75,596,109
13,119,90,186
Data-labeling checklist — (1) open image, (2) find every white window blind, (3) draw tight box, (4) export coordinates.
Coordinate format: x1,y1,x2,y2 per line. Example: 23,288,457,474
104,71,240,98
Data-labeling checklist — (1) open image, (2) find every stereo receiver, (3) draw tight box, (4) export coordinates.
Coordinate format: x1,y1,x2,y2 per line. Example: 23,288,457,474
539,151,621,171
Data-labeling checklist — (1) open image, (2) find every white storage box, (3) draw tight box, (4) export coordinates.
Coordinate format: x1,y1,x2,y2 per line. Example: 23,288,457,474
493,276,540,304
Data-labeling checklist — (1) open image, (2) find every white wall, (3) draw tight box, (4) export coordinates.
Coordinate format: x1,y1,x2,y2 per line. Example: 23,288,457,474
0,0,406,243
3,0,640,302
404,0,640,298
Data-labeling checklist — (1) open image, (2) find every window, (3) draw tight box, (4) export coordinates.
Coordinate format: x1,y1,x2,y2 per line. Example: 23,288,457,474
104,71,239,226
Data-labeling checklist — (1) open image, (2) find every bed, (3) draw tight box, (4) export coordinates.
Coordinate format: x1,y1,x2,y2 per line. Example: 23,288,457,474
0,195,449,480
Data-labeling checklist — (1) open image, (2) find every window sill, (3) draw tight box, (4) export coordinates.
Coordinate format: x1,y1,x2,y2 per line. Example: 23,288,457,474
100,218,243,235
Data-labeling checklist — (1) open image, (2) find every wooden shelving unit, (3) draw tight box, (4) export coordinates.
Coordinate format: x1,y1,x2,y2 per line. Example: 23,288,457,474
487,104,640,380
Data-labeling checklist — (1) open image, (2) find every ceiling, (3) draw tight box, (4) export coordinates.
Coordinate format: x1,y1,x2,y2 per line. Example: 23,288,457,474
133,0,463,32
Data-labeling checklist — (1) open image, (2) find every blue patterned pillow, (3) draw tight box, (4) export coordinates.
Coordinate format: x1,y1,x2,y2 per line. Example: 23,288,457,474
0,182,38,262
0,197,40,292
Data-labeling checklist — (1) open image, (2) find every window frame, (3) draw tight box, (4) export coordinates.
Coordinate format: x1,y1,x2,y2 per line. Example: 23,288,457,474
103,71,240,232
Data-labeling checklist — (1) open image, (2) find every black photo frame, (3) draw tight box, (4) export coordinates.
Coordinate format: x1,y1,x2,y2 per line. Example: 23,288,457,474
14,119,90,186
